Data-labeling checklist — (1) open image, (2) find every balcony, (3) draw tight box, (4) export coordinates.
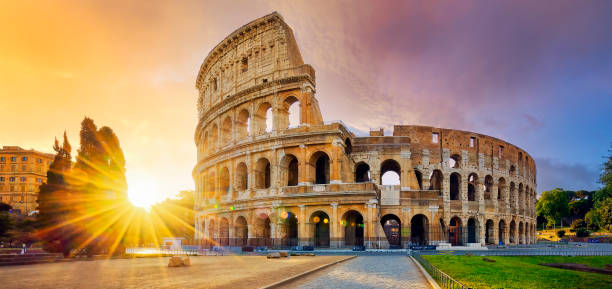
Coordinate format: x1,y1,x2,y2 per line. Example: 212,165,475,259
279,182,376,196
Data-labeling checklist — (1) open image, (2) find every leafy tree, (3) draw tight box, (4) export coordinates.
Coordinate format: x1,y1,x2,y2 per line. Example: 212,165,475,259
0,203,12,212
570,219,586,232
537,188,570,227
0,211,14,239
36,133,74,256
585,209,600,230
556,229,565,238
601,144,612,188
576,228,590,238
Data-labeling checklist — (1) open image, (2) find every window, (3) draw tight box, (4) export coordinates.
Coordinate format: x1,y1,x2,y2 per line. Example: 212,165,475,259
36,178,42,183
213,78,218,91
11,157,16,162
0,157,4,162
499,146,504,158
432,132,439,143
0,177,4,182
20,177,26,182
22,156,27,162
9,177,15,182
37,158,42,163
241,57,248,73
21,165,26,171
469,137,476,147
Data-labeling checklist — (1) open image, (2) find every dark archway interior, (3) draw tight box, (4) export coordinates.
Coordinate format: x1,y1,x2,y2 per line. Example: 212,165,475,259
414,170,423,190
235,216,248,246
485,220,494,245
343,210,364,247
467,218,477,243
449,217,463,246
314,153,330,184
499,221,506,245
381,214,401,248
312,211,330,247
288,157,298,186
355,162,370,182
450,173,460,200
410,214,428,246
281,212,298,247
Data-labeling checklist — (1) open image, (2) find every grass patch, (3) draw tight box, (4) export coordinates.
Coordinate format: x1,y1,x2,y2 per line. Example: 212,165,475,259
422,255,612,289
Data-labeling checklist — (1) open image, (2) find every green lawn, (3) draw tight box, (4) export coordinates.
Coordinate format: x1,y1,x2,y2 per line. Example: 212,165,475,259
422,255,612,289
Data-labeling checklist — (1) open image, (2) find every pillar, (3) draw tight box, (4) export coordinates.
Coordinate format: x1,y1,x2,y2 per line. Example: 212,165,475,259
330,203,339,248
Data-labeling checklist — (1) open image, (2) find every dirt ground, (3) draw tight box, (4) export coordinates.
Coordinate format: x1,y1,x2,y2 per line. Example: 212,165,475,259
0,255,350,289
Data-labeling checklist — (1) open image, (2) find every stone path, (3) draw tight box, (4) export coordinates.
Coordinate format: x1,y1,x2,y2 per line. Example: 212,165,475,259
279,256,431,289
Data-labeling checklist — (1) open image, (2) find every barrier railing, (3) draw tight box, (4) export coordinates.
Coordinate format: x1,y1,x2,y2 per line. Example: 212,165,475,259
411,251,470,289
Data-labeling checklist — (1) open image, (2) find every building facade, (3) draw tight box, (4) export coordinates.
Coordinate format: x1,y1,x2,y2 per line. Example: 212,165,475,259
0,146,54,215
193,12,537,249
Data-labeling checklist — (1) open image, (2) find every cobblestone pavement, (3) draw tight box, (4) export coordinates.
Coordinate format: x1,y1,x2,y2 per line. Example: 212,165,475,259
280,256,431,289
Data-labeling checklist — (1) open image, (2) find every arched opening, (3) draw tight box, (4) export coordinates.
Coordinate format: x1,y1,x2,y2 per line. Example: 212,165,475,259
414,170,423,190
208,220,215,247
355,162,370,183
410,214,429,246
484,175,493,200
219,167,230,196
200,220,206,247
235,162,248,191
380,159,401,186
381,214,401,248
236,109,250,140
234,216,248,247
281,96,300,129
255,102,272,134
210,124,218,151
450,173,461,200
467,173,478,201
219,217,229,246
344,139,352,155
509,220,516,244
311,211,330,247
509,165,516,175
255,215,272,247
449,154,461,168
342,210,364,247
221,116,232,145
208,171,217,200
255,158,271,189
518,183,524,211
518,222,524,244
449,216,463,246
467,217,479,244
201,132,208,155
280,211,298,247
429,170,443,192
498,177,506,200
280,154,299,186
310,151,330,184
510,182,516,209
498,220,506,245
525,222,530,244
485,219,495,245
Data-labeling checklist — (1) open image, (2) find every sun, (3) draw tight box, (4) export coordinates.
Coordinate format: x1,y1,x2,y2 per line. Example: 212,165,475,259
127,176,159,209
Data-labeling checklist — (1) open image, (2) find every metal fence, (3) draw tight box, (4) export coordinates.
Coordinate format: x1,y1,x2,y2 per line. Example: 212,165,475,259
411,251,470,289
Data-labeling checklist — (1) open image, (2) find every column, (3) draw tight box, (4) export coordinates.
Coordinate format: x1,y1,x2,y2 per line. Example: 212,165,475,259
298,205,307,246
330,203,339,248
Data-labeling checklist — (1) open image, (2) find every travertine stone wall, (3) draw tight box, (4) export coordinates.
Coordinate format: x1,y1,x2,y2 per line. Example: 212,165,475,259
193,12,537,248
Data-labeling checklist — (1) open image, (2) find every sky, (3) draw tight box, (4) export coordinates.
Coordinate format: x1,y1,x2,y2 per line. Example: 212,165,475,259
1,0,611,205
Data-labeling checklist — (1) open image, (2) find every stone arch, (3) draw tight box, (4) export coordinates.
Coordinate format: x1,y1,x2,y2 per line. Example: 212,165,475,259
309,151,330,184
380,159,401,186
510,182,517,209
235,162,248,191
467,173,479,201
344,138,352,155
355,162,371,183
484,175,494,200
498,219,507,245
518,221,524,244
279,154,299,186
449,154,461,168
310,211,330,247
525,221,530,244
236,109,250,140
381,214,401,248
467,217,480,244
450,172,461,200
414,169,423,190
342,210,364,247
485,219,495,245
509,220,517,244
210,123,218,151
449,216,463,246
255,158,271,189
498,177,506,200
219,166,230,196
279,211,298,247
208,219,216,246
429,170,443,191
221,116,232,145
410,214,429,246
234,216,248,246
509,165,516,175
254,213,272,247
254,102,272,134
280,95,300,129
518,183,524,211
219,217,229,246
201,132,209,155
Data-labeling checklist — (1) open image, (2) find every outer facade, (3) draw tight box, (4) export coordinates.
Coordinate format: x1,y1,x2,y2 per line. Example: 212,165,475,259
193,12,537,249
0,146,54,215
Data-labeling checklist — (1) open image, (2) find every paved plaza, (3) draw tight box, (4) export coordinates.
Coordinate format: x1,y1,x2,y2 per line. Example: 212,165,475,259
279,256,431,289
0,255,350,289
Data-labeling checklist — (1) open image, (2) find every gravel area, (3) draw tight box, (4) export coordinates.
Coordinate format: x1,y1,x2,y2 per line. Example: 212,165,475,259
278,256,431,289
0,255,350,289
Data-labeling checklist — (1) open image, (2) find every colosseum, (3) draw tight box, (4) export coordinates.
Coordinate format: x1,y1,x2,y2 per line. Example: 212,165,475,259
193,12,537,250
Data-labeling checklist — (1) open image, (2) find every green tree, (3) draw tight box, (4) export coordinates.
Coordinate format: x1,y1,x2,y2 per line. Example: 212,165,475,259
0,211,14,239
36,133,74,256
601,144,612,188
537,188,570,227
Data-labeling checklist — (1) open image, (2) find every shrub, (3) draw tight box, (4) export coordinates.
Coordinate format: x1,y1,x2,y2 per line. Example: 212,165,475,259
576,228,590,237
556,229,566,238
570,219,586,232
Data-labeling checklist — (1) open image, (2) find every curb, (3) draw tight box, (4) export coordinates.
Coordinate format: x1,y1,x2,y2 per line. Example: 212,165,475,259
409,256,442,289
260,255,357,289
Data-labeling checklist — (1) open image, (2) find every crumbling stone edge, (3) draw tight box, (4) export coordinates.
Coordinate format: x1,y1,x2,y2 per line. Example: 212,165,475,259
409,256,442,289
259,255,357,289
